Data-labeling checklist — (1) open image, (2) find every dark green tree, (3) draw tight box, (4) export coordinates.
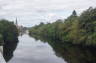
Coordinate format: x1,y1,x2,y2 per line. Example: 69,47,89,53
0,19,19,62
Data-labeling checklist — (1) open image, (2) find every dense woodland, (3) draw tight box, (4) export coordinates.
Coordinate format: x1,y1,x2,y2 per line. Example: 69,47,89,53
29,7,96,46
0,19,19,62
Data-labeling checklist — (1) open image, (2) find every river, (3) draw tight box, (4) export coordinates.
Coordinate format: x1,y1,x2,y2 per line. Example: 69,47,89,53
8,34,67,63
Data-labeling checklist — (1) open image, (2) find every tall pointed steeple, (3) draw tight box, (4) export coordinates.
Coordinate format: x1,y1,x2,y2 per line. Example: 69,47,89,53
15,17,18,28
16,17,18,25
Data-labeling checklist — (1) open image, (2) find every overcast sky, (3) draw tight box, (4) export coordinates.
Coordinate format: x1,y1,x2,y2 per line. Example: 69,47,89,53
0,0,96,27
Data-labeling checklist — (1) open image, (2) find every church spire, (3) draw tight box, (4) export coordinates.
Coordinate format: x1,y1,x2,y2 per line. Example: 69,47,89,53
15,17,18,28
16,18,18,25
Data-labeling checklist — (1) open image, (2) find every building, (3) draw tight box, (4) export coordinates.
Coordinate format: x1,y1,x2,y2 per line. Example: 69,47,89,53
15,18,19,29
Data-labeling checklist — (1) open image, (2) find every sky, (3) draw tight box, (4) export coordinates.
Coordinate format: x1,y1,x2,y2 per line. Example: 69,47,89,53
0,0,96,27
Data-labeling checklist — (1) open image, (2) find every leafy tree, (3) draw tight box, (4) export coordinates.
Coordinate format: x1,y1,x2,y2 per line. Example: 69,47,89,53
0,19,19,62
29,7,96,46
0,34,4,46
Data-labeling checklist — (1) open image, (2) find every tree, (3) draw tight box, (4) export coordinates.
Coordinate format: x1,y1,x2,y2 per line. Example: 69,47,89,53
29,7,96,46
0,34,4,46
72,10,77,16
0,19,19,62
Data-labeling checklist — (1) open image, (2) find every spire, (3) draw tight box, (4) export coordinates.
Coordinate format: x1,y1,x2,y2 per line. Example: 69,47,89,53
15,17,18,28
16,17,18,25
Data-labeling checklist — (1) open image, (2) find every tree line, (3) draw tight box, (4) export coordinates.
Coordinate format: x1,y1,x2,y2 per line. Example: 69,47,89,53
29,7,96,46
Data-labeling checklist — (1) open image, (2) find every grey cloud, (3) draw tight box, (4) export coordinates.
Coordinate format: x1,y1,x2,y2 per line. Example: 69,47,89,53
0,0,96,27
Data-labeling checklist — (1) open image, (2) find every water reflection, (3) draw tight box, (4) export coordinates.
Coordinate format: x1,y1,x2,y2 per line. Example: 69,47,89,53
3,40,18,62
31,35,96,63
9,34,66,63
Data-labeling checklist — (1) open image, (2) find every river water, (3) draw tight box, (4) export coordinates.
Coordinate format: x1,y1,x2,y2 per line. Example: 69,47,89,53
8,34,67,63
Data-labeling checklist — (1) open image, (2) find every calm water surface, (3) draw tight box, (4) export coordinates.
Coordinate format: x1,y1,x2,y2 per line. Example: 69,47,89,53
8,34,67,63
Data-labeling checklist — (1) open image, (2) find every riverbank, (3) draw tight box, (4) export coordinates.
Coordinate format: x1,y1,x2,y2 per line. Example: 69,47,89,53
0,46,6,63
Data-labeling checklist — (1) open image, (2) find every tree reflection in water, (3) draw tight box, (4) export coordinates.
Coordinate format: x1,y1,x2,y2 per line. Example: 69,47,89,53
31,35,96,63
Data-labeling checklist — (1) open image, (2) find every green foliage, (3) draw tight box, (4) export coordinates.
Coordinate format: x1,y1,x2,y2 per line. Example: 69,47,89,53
0,19,19,62
0,34,4,46
29,7,96,46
